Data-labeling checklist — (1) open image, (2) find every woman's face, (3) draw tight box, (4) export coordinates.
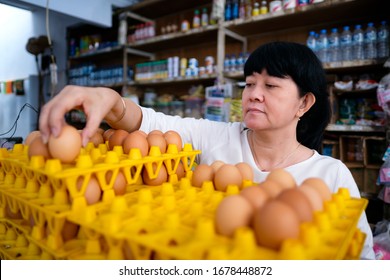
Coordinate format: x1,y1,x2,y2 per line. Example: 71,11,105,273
242,69,303,131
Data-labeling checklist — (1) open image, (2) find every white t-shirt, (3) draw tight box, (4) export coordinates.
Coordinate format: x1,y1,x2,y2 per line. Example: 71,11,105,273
140,106,375,259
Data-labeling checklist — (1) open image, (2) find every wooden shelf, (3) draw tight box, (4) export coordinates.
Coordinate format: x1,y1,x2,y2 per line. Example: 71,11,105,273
131,74,217,86
326,124,386,133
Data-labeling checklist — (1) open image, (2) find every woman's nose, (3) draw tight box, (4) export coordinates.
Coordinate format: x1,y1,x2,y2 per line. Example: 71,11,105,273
247,86,265,102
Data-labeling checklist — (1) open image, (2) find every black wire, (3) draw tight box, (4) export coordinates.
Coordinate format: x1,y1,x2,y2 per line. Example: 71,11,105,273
0,103,39,148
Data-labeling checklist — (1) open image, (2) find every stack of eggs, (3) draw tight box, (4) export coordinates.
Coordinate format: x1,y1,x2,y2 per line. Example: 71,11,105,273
215,168,332,250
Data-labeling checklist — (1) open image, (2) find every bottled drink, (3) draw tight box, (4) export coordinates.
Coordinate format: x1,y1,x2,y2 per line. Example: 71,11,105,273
245,0,252,18
306,31,317,56
232,0,239,19
260,1,268,14
364,22,377,59
352,24,364,60
201,8,209,27
317,29,329,63
193,9,200,28
230,54,237,72
253,2,260,16
224,55,231,72
340,26,353,61
237,52,245,72
239,0,246,19
328,28,340,62
225,0,232,21
378,20,389,58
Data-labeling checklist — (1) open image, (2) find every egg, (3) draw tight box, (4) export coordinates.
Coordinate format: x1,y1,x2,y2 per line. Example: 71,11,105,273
88,131,104,147
48,125,82,163
215,194,253,237
62,220,79,242
147,133,167,154
176,161,186,180
108,129,129,150
77,175,102,205
164,130,183,152
24,130,41,145
257,180,284,198
214,164,243,191
142,163,168,186
300,178,331,202
96,128,105,135
235,162,254,182
106,170,127,196
211,160,225,173
276,188,313,222
299,183,324,212
28,136,51,160
103,128,115,142
240,185,270,210
123,130,149,156
266,168,297,190
253,200,300,250
191,164,214,188
148,130,164,136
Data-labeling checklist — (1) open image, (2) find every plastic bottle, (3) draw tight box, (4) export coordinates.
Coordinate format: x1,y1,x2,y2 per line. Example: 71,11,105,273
239,0,246,19
260,1,268,14
237,52,245,72
253,2,260,16
317,29,329,63
230,54,237,72
245,0,252,18
378,20,389,58
340,26,353,61
225,0,232,21
193,9,201,28
306,31,317,56
364,22,377,59
201,8,209,27
328,28,340,62
232,0,239,19
224,55,231,72
352,24,365,61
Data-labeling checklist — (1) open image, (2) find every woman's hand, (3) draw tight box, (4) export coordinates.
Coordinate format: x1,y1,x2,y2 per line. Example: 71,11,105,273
39,85,121,146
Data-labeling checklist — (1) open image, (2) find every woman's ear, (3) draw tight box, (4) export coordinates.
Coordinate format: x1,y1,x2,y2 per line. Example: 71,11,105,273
297,93,316,117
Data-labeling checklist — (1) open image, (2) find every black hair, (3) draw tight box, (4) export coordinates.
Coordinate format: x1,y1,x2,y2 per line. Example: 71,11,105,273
244,41,331,152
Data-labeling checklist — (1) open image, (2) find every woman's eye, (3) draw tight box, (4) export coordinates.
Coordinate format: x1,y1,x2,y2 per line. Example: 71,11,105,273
265,84,276,88
245,83,254,88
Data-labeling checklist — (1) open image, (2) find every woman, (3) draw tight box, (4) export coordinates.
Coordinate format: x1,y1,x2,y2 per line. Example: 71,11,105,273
39,41,375,259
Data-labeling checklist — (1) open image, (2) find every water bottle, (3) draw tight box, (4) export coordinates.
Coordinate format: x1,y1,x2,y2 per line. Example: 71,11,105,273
224,55,231,72
364,22,377,59
232,0,239,20
328,28,340,62
237,52,245,72
352,24,365,60
225,0,232,21
378,20,389,58
317,29,329,63
230,54,237,72
306,31,317,55
340,26,353,61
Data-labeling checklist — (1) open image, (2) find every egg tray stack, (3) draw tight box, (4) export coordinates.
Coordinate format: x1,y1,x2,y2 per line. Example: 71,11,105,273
0,142,200,260
63,181,366,260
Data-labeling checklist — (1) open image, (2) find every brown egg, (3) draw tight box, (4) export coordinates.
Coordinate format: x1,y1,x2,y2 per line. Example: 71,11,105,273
48,125,82,163
299,183,324,212
266,168,297,190
253,200,300,250
96,128,105,135
300,178,331,202
192,164,214,188
88,132,104,147
147,133,167,154
240,185,270,210
148,130,163,136
211,160,225,173
77,175,102,205
24,130,41,145
215,194,253,237
214,164,243,191
176,161,186,180
123,130,149,156
142,163,168,186
103,128,115,142
235,162,254,182
164,130,183,152
106,170,127,196
276,188,313,222
28,136,51,159
258,180,284,198
108,129,129,150
62,220,79,242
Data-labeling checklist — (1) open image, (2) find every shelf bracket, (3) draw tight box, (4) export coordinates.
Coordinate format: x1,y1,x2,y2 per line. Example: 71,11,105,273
126,47,155,60
223,28,247,53
122,11,154,24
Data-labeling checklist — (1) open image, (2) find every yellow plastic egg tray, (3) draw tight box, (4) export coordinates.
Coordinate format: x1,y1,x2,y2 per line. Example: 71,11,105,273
0,144,367,260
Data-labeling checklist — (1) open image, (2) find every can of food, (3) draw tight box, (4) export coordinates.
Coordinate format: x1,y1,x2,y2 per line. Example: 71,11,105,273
282,0,296,10
269,1,282,13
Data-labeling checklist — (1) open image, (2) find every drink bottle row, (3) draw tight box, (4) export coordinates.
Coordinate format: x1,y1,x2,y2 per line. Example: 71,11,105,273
306,21,389,64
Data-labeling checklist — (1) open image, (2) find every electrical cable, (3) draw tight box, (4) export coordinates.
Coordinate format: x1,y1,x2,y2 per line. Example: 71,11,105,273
0,103,39,148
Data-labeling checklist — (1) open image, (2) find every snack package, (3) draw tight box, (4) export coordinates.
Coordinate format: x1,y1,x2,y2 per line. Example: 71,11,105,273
373,220,390,260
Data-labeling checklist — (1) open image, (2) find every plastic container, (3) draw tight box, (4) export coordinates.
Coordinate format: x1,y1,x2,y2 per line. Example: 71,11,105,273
232,0,239,20
201,8,209,27
340,26,353,62
317,29,329,63
252,1,260,16
260,0,268,14
193,9,200,29
328,28,340,62
352,24,365,61
225,0,232,21
364,22,377,59
306,31,317,56
377,20,389,58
